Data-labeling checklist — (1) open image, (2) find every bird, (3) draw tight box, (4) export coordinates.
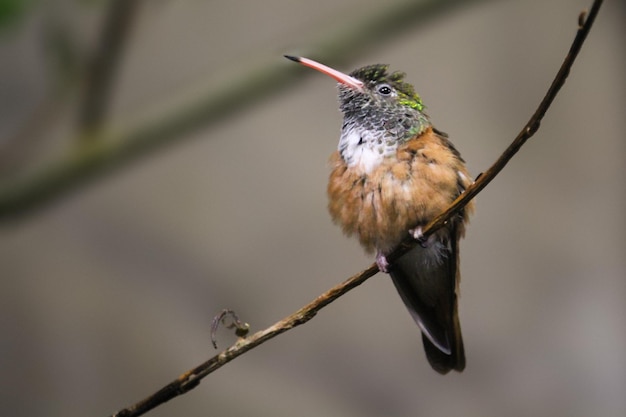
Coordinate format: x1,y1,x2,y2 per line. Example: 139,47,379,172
285,55,474,374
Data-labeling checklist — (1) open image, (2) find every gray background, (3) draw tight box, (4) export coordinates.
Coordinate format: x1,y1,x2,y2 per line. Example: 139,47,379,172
1,1,624,416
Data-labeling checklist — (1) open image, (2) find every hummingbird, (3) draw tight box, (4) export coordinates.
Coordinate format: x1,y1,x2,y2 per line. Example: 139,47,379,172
285,55,474,374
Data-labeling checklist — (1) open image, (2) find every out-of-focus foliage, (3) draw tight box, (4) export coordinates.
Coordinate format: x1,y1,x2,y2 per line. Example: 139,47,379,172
0,0,32,30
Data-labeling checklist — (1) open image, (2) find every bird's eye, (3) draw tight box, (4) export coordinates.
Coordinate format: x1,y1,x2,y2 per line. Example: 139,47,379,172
377,84,393,96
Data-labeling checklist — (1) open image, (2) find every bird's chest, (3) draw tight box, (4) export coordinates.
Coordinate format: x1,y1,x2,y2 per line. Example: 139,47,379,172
327,133,461,253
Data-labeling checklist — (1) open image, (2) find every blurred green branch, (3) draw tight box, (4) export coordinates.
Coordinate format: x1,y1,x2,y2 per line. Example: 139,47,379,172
78,0,141,135
0,0,30,29
0,0,483,221
0,0,130,175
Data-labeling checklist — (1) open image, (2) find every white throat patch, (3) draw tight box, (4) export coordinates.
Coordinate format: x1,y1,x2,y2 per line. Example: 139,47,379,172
338,125,395,174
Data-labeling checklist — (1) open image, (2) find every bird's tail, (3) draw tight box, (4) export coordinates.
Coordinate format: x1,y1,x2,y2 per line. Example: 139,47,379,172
389,227,465,374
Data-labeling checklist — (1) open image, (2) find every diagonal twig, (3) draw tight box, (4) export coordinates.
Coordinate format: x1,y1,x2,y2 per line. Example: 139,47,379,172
109,1,603,416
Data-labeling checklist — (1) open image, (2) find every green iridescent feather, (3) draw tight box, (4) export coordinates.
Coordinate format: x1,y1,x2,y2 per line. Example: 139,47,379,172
349,64,425,111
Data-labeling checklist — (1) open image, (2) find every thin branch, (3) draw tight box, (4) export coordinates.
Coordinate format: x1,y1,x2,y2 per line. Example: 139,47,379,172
0,0,483,221
108,1,603,416
111,265,378,417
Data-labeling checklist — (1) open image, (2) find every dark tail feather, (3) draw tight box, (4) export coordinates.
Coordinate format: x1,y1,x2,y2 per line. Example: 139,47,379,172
389,226,465,374
422,309,465,374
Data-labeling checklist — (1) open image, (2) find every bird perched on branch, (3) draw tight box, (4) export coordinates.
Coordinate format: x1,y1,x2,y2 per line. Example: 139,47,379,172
286,55,474,374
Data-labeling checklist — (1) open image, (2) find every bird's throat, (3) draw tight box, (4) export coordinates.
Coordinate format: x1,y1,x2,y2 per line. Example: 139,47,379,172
338,115,430,174
338,124,396,174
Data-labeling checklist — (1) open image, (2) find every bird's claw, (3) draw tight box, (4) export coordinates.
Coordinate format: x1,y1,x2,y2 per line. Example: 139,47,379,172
375,251,390,273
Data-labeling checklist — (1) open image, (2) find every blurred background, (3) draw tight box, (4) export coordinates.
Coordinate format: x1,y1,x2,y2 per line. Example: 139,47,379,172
0,0,624,416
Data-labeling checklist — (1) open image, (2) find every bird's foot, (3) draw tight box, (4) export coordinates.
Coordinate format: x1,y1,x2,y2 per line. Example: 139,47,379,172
375,250,390,273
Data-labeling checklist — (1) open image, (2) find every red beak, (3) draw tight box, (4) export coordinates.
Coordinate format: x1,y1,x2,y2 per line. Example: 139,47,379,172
285,55,363,90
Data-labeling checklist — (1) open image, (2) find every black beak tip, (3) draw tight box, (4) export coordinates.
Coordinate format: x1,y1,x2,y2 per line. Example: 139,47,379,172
284,55,301,63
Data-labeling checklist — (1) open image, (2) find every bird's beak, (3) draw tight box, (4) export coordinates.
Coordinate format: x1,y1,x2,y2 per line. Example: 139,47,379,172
285,55,363,90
